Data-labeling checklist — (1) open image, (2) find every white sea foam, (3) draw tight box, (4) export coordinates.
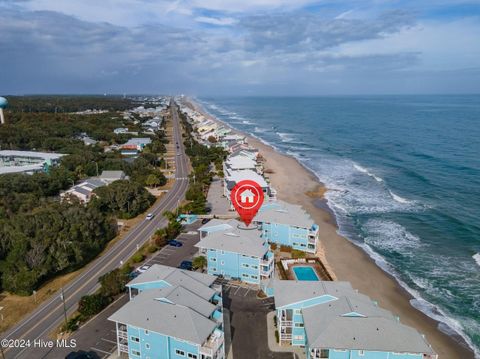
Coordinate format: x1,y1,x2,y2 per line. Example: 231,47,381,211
254,127,268,133
242,120,253,125
388,189,413,204
276,132,296,142
353,163,383,182
474,253,480,268
363,219,422,253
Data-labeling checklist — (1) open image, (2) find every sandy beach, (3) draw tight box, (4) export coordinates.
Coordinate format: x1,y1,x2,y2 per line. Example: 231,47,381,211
188,100,475,359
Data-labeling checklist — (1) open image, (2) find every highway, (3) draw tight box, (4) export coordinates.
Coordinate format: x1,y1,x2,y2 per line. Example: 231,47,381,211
1,100,190,359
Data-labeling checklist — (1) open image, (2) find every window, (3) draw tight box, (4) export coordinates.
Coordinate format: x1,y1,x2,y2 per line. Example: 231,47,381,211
242,263,249,268
212,267,217,272
144,329,149,335
130,336,140,342
220,250,225,255
294,309,301,314
294,323,304,327
131,349,141,357
251,275,258,279
175,349,185,356
242,273,249,278
145,343,150,349
251,265,258,269
220,260,225,265
187,354,198,359
320,349,329,357
293,335,303,340
358,350,365,356
211,258,217,262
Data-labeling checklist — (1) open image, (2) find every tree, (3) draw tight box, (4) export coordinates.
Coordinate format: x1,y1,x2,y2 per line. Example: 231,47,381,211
192,256,207,270
78,294,111,317
207,136,217,143
145,173,162,188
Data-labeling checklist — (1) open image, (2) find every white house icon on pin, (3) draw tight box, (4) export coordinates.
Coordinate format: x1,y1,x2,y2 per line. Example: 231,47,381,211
240,189,255,204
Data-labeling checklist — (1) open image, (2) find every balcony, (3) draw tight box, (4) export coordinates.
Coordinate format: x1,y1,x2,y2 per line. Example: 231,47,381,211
119,344,129,353
199,329,224,357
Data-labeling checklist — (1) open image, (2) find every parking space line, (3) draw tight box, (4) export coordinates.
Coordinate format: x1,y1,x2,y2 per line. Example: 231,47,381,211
101,338,117,344
243,288,250,297
234,286,242,295
91,347,113,355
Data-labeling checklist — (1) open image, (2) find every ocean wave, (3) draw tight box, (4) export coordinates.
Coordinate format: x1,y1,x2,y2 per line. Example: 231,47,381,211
356,240,480,358
474,253,480,268
363,219,422,253
353,163,383,182
276,132,296,143
254,126,268,133
388,189,414,204
242,120,253,125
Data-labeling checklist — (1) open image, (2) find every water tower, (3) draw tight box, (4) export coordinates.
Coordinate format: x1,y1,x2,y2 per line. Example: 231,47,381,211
0,97,7,124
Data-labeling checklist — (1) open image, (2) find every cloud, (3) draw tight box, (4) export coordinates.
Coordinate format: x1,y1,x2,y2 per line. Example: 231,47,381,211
195,16,237,26
0,1,479,94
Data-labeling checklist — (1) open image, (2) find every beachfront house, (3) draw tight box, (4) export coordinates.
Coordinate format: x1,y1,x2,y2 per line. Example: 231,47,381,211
223,169,276,208
109,265,225,359
120,137,152,156
223,154,259,175
195,219,274,285
254,201,319,253
273,280,438,359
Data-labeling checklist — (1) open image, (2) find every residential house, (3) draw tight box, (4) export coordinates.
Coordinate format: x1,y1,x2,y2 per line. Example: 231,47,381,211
110,265,224,359
195,219,274,285
273,280,437,359
223,169,276,208
121,137,152,156
99,170,128,183
60,178,106,203
223,154,259,175
114,127,129,134
254,201,319,253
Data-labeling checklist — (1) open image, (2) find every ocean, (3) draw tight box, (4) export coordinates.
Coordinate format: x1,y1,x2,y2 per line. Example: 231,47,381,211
198,95,480,356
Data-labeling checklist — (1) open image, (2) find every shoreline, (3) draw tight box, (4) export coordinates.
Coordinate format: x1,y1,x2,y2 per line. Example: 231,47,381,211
187,98,475,359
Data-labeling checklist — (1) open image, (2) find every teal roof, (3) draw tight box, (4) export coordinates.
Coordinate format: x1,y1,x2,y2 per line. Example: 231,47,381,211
0,97,7,109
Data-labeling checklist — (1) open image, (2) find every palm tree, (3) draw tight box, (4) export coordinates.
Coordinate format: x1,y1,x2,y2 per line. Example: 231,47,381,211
192,256,207,271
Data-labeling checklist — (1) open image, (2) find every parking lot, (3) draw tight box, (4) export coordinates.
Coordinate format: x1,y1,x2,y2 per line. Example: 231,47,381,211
43,222,203,359
222,281,292,359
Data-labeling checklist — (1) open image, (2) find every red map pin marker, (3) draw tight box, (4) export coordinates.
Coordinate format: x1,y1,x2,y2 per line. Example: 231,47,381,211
230,180,264,226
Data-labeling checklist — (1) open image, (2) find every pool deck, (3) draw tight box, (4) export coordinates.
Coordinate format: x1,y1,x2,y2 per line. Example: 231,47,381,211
285,261,331,281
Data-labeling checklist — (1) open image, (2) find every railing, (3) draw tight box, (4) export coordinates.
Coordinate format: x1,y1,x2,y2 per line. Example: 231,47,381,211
119,344,129,353
280,320,293,326
200,332,224,357
280,334,292,340
118,331,128,340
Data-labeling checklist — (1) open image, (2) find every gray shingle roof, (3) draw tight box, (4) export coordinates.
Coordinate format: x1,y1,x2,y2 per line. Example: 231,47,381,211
273,280,355,308
141,285,216,318
195,220,268,258
127,264,217,300
304,315,435,354
108,290,217,345
255,200,314,228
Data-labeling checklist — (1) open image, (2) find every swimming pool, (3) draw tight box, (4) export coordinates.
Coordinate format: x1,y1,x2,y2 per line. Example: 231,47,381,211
292,266,319,281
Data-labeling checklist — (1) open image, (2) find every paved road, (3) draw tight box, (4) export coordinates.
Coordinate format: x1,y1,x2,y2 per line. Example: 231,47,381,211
1,101,190,359
41,221,204,359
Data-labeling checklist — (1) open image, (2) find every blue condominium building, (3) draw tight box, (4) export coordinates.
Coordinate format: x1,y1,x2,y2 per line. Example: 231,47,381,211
109,265,225,359
254,201,319,253
273,280,437,359
196,219,274,285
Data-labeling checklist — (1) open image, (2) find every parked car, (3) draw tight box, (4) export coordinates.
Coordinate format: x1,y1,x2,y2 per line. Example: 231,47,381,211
201,218,210,224
137,264,151,273
65,351,94,359
168,240,183,247
145,213,154,220
179,260,193,270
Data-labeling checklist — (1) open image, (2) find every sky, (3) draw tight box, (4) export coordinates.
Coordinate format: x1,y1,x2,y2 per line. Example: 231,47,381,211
1,0,480,95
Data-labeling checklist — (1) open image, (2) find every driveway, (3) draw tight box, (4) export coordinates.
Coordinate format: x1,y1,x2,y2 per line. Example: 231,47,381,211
222,282,293,359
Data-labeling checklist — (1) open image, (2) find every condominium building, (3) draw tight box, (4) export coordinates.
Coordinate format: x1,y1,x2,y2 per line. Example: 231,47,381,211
0,150,64,175
254,201,319,253
196,219,274,285
273,280,437,359
109,265,225,359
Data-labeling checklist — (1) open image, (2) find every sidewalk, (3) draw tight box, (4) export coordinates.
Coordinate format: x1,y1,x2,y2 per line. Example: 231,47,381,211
266,311,306,359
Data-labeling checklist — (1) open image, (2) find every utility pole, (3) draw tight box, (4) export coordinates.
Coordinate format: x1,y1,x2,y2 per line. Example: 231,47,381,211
60,288,68,327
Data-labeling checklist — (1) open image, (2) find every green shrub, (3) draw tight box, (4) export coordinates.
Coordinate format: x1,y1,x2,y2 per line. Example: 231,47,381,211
275,330,279,343
78,294,111,317
131,252,144,263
